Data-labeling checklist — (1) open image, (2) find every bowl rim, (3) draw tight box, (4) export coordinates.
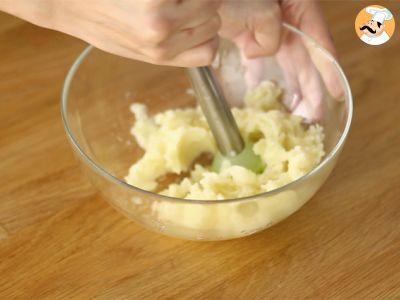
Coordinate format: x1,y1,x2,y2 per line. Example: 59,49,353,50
61,23,353,204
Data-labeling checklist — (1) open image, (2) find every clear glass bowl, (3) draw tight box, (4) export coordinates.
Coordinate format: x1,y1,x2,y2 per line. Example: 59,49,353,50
61,24,352,241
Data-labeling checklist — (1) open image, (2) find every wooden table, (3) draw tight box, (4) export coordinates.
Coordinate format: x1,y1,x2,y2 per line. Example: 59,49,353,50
1,1,399,299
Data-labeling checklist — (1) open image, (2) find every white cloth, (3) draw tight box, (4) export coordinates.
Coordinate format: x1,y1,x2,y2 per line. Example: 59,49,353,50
366,7,393,23
360,31,390,45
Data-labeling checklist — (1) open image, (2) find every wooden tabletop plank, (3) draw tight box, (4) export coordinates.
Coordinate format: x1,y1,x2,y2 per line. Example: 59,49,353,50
1,1,400,299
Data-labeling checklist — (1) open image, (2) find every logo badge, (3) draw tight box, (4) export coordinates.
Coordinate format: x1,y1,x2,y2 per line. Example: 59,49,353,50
355,5,395,45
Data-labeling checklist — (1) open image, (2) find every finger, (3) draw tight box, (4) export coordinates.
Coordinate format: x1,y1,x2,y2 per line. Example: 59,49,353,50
166,36,219,66
159,0,221,30
277,32,323,122
294,39,324,121
239,51,265,89
159,14,221,58
178,0,222,29
245,3,282,57
138,0,220,46
90,34,219,67
296,62,324,122
304,36,344,100
275,31,302,110
299,2,344,99
232,3,282,58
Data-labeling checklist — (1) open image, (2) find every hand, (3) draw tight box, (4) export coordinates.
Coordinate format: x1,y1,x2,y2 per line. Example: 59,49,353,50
219,0,343,121
278,0,343,121
1,0,342,120
1,0,222,66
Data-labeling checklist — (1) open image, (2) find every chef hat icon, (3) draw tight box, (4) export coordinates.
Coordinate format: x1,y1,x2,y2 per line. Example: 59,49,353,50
366,6,393,23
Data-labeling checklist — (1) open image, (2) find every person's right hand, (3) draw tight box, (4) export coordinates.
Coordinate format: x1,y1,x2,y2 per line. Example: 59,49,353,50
20,0,222,66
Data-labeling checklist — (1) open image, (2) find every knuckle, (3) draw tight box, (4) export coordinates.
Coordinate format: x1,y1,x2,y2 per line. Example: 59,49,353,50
146,29,168,44
147,46,171,61
210,14,222,30
150,15,174,32
145,16,175,44
184,15,220,39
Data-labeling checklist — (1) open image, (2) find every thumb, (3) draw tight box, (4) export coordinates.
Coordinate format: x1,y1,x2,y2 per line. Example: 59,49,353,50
239,3,282,58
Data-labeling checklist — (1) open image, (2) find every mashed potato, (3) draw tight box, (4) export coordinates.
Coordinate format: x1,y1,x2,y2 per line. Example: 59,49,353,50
124,80,326,239
126,80,325,200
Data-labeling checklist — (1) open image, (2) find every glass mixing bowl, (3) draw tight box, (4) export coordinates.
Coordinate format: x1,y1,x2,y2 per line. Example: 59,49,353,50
61,24,352,241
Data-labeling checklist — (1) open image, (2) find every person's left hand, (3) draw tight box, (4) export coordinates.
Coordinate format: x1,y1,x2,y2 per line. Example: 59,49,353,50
219,0,343,122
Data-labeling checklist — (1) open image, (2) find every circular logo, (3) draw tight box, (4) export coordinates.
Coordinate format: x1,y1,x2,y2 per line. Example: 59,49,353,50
355,5,395,45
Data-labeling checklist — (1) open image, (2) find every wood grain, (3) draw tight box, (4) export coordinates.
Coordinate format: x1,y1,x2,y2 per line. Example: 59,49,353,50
1,1,400,299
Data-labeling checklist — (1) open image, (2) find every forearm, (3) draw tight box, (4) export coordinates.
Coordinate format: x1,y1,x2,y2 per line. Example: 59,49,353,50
0,0,55,28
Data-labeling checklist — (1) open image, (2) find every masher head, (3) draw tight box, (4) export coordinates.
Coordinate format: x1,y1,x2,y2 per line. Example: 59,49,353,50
188,66,265,174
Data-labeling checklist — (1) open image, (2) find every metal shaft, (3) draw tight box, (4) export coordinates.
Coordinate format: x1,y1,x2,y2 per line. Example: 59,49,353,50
187,66,244,156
